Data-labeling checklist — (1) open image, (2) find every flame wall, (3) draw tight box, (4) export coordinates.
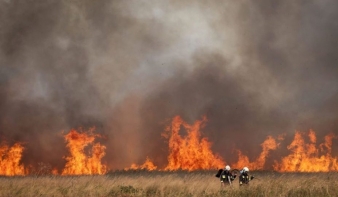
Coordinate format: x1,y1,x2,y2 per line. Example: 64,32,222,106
1,0,338,171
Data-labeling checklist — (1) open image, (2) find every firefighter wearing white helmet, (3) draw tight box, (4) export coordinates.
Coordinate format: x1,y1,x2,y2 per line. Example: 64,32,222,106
239,167,254,186
219,165,236,187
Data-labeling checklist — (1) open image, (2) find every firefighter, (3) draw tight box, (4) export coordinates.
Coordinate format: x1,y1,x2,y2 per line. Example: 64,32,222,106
239,167,254,186
220,165,236,187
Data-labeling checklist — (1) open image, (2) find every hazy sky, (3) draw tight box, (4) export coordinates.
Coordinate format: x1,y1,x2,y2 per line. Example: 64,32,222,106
1,0,338,170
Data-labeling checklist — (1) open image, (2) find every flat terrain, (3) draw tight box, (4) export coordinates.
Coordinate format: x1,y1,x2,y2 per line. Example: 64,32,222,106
0,171,337,197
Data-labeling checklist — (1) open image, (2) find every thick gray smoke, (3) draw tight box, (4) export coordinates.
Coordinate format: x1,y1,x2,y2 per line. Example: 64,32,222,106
1,0,338,170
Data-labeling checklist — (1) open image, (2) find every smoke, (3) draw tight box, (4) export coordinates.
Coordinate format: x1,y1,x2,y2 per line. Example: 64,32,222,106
1,0,338,170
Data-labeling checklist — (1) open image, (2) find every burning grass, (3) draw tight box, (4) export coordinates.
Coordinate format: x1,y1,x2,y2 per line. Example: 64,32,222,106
0,171,337,197
2,116,338,176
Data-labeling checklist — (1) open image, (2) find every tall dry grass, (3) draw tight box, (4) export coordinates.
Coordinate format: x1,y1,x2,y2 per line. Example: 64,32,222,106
0,171,337,197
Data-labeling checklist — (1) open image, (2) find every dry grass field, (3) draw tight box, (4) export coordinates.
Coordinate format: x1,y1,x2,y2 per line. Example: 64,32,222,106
0,171,337,197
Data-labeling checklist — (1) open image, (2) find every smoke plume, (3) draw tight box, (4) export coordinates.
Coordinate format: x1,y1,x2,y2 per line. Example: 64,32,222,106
1,0,338,170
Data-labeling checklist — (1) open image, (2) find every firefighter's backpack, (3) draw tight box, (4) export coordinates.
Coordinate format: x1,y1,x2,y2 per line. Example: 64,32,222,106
215,169,223,178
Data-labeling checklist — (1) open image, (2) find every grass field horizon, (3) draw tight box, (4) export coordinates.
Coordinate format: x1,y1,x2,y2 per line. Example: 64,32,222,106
0,170,337,197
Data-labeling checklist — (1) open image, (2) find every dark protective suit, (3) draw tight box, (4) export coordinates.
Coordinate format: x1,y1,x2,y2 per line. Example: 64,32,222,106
220,170,236,185
239,170,254,186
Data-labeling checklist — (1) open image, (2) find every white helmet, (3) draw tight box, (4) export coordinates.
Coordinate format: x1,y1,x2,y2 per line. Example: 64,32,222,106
225,165,231,171
243,167,249,172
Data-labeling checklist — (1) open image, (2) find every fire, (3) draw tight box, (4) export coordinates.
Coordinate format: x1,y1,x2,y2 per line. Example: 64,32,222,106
126,116,338,173
273,130,338,172
51,168,59,175
232,135,279,170
125,157,158,171
163,116,225,171
61,128,107,175
0,143,26,176
2,116,338,174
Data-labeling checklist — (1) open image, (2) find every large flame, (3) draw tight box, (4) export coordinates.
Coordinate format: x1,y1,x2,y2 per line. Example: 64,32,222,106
232,135,279,170
273,130,338,172
0,143,26,176
125,117,338,172
163,116,225,171
125,116,225,171
61,128,107,175
2,117,338,174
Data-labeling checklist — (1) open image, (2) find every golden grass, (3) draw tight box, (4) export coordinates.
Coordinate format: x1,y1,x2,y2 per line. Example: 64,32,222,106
0,171,337,197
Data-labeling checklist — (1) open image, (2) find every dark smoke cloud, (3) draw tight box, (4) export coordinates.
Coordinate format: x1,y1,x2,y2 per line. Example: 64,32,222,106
1,0,338,170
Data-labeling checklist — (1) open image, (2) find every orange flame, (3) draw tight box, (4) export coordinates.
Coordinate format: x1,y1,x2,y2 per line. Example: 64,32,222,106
51,168,59,175
126,116,338,173
0,143,26,176
273,130,338,172
125,157,158,171
3,117,338,173
232,135,279,170
163,116,225,171
61,128,107,175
